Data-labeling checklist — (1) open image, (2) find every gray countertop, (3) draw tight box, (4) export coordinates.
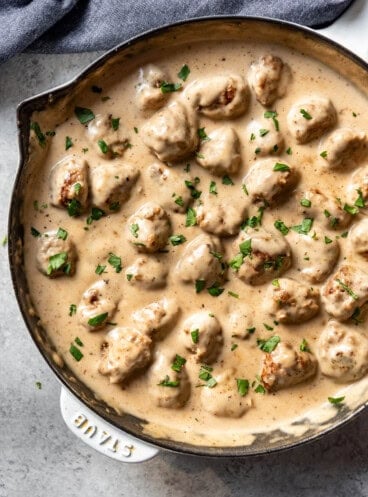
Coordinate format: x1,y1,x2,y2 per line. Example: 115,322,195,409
1,52,368,497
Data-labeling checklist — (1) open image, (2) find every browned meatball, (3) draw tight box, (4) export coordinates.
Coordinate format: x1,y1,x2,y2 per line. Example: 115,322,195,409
77,280,117,331
136,64,169,112
319,128,367,169
36,230,77,277
196,127,241,176
49,157,89,211
261,342,317,391
248,54,291,106
87,114,131,158
181,311,223,364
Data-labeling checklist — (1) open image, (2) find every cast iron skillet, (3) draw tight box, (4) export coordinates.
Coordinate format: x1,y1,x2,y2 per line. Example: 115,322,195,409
8,16,368,457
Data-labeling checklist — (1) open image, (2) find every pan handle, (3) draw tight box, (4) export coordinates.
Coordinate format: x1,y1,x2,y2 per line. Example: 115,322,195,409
60,387,159,462
318,0,368,61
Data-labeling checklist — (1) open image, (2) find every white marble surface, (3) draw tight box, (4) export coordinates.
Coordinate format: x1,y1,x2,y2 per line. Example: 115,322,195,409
1,14,368,497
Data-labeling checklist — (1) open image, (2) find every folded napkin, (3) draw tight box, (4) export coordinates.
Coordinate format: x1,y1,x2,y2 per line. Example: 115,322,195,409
0,0,354,63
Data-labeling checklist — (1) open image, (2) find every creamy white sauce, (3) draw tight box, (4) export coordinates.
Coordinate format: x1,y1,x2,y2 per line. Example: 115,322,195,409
22,39,368,447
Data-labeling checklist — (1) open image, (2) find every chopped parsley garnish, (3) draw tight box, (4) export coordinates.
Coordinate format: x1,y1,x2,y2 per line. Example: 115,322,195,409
171,354,187,372
351,307,362,325
195,280,205,293
30,122,46,148
209,181,218,195
320,150,328,159
185,180,201,199
191,329,200,344
169,234,187,246
31,227,41,237
174,195,184,207
98,139,109,154
259,128,269,137
300,198,311,208
160,81,182,93
74,183,81,195
274,220,289,235
197,127,210,141
291,217,313,234
354,189,365,208
341,231,348,238
324,209,331,218
324,236,333,244
231,343,238,351
69,343,83,361
177,64,190,81
47,252,68,276
198,365,217,388
343,203,359,215
185,207,197,227
255,147,261,154
158,375,180,387
273,162,290,172
1,236,7,246
82,147,89,153
250,132,256,141
242,184,249,196
109,201,120,212
273,144,279,152
101,96,111,102
257,335,280,353
69,304,77,316
228,291,239,299
300,108,312,120
336,279,358,300
65,136,73,150
236,378,249,397
229,253,244,271
111,117,120,131
247,327,256,335
87,207,105,225
207,283,224,297
35,381,42,390
74,107,95,124
300,338,310,352
222,175,234,185
130,223,139,238
126,273,133,281
88,312,108,327
239,239,252,257
328,396,345,405
286,147,292,155
95,264,106,275
56,227,68,240
264,110,279,131
254,383,266,394
75,337,83,347
108,253,122,273
67,199,82,217
184,163,191,173
242,207,264,229
134,127,139,134
272,279,280,288
263,323,274,331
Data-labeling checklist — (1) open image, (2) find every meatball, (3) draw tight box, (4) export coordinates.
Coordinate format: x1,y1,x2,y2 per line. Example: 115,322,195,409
287,96,337,144
319,128,367,169
322,265,368,321
227,309,255,339
176,234,224,288
231,227,292,285
196,127,241,176
89,162,139,211
247,121,284,157
136,64,168,112
242,159,297,206
141,101,198,162
287,225,339,283
248,54,290,106
349,218,368,258
148,352,191,408
125,256,168,289
261,342,318,391
345,164,368,207
181,311,223,364
183,74,249,119
99,326,152,384
317,321,368,382
49,157,88,211
264,278,320,324
77,280,117,331
131,297,179,337
200,369,251,418
126,202,171,253
146,162,194,214
301,189,352,230
196,193,245,237
87,114,131,158
36,230,77,277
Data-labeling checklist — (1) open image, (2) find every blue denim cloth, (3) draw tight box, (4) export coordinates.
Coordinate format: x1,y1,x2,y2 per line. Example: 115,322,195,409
0,0,354,63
